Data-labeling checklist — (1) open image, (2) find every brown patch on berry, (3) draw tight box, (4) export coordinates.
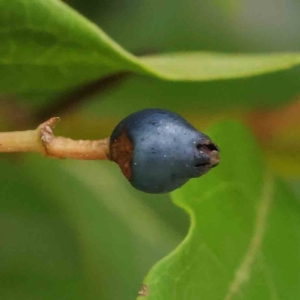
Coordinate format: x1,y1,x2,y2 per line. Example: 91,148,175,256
109,129,133,180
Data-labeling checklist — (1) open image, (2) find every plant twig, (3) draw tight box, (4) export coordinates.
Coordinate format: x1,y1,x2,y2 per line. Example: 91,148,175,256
0,117,110,160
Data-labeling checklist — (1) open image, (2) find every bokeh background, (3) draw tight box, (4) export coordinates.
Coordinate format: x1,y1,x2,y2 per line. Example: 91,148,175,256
0,0,299,299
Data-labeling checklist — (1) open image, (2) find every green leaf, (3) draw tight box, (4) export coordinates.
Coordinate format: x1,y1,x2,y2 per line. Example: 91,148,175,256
141,52,300,81
137,122,300,300
0,0,300,93
0,0,146,93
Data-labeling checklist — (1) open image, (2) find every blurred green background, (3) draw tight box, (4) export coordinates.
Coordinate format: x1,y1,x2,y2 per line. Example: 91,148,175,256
0,0,299,299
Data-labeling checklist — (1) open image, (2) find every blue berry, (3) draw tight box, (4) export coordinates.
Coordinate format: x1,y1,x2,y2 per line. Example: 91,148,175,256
110,109,219,194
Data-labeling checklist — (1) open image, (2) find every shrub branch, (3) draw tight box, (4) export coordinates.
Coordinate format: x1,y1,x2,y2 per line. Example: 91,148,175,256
0,117,110,160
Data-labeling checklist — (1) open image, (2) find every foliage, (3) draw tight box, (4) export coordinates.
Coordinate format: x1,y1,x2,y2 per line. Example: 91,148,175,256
0,0,299,300
139,122,300,299
0,0,299,93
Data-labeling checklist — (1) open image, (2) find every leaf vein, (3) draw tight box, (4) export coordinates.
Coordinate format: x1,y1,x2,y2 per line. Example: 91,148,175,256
224,169,274,300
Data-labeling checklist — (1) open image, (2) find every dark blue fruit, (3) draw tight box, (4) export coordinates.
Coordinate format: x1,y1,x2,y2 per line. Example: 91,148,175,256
109,109,220,194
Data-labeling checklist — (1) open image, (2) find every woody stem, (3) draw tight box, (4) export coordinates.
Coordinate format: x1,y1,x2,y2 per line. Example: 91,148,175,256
0,117,110,160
